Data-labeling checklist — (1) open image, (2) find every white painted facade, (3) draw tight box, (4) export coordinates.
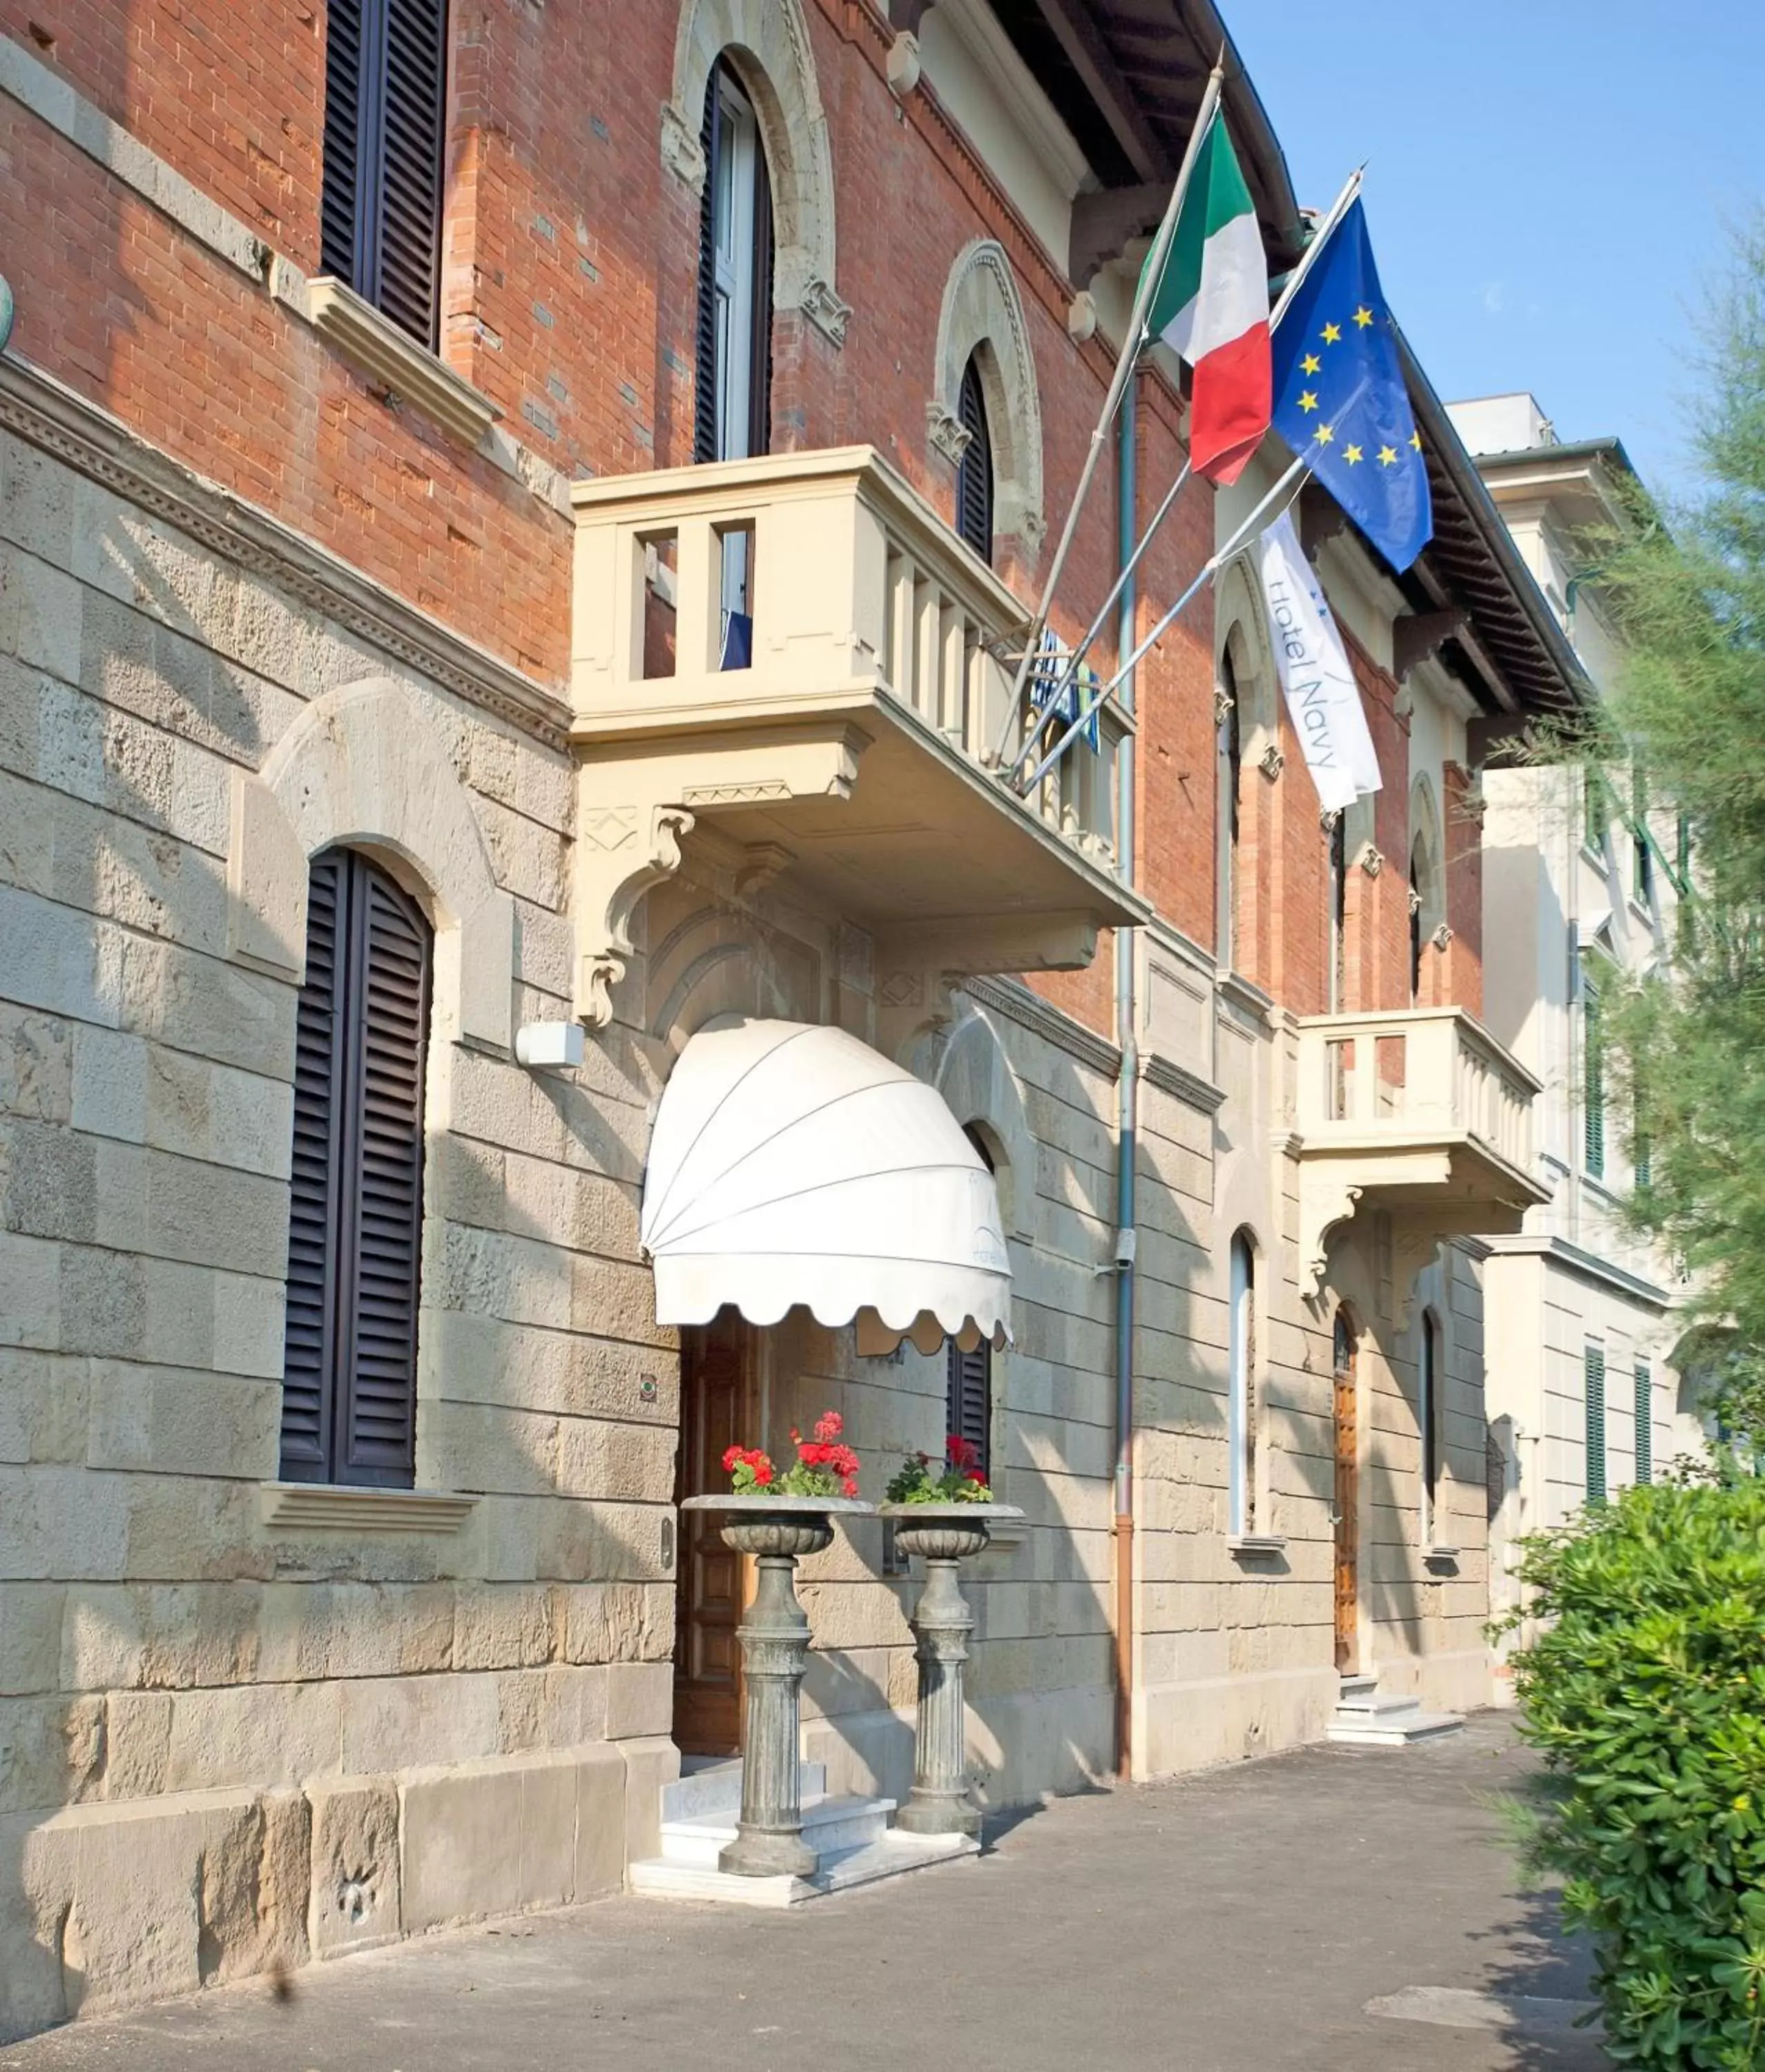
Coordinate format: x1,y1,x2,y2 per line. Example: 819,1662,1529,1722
1454,395,1698,1644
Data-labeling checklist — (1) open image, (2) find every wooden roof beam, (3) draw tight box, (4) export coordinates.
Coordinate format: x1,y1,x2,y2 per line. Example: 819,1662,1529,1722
1028,0,1173,183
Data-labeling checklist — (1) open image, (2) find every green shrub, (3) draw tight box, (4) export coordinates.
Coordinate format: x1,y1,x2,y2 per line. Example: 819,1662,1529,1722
1508,1481,1765,2066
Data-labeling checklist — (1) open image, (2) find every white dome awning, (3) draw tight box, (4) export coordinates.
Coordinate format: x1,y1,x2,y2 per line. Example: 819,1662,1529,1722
641,1019,1011,1351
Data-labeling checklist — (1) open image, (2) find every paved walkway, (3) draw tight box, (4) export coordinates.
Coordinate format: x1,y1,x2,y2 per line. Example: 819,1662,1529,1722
1,1714,1603,2072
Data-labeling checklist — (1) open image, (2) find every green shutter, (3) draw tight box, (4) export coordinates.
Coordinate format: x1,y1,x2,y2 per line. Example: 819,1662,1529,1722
1632,769,1653,901
1634,1361,1652,1486
1585,1344,1608,1504
1583,975,1605,1178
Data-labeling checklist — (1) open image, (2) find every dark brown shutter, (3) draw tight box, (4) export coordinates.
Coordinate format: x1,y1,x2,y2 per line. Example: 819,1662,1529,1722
336,863,430,1482
945,1340,992,1477
280,852,347,1479
374,0,447,347
749,132,773,459
956,356,993,560
693,70,721,464
279,849,430,1487
320,0,367,287
319,0,447,348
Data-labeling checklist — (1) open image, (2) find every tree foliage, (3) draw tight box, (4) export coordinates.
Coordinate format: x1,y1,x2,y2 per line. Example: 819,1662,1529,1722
1592,216,1765,1452
1508,1483,1765,2066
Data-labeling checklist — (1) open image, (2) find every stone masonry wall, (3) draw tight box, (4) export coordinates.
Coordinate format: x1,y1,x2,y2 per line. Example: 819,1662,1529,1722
0,403,678,2037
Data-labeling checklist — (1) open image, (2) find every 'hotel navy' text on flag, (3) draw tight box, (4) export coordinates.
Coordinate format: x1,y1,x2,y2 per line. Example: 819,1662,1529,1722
1256,511,1380,814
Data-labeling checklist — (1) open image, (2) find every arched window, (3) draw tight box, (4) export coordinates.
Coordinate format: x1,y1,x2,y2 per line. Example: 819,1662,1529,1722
945,1124,996,1475
1409,838,1426,1000
1419,1309,1443,1545
1219,650,1242,968
280,847,432,1488
1228,1231,1256,1535
955,353,994,561
695,60,774,467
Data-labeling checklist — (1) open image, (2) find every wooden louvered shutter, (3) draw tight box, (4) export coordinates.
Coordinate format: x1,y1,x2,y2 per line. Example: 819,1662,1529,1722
1634,1361,1652,1486
279,850,430,1486
693,71,721,465
319,0,447,348
945,1340,992,1478
1583,973,1605,1177
280,853,348,1479
336,863,430,1482
320,0,367,290
1584,1343,1607,1504
375,0,447,347
956,356,993,561
749,133,774,460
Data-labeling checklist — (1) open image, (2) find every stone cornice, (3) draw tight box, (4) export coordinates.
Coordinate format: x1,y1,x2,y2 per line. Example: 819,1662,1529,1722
963,975,1121,1079
1144,1053,1225,1115
0,350,574,752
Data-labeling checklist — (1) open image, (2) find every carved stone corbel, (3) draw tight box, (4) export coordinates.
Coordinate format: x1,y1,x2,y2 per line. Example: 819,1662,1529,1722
1358,843,1385,877
1431,921,1455,952
927,400,972,468
659,102,705,193
1408,884,1423,917
575,801,697,1030
1259,742,1285,781
1298,1167,1364,1298
873,912,1100,1059
1213,689,1236,729
800,278,852,347
573,725,867,1030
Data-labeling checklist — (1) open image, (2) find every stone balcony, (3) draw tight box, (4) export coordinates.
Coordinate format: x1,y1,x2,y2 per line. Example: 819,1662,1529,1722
568,446,1145,1026
1291,1008,1549,1314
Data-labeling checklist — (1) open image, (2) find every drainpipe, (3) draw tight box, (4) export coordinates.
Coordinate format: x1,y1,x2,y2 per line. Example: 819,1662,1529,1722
1112,375,1140,1782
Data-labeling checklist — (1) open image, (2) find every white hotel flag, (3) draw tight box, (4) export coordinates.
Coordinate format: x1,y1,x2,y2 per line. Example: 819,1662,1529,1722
1255,512,1381,813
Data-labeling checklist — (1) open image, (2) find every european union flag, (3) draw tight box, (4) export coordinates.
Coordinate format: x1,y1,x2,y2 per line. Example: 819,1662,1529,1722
1271,201,1431,572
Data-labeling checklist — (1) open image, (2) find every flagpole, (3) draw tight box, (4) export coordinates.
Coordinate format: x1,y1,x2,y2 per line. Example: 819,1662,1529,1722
1019,453,1311,792
1009,164,1364,781
988,58,1226,772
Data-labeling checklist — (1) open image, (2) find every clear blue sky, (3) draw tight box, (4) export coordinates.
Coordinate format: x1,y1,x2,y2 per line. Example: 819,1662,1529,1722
1229,2,1762,494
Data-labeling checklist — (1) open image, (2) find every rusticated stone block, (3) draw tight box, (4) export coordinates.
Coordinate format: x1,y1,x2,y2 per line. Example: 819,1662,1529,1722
306,1775,400,1958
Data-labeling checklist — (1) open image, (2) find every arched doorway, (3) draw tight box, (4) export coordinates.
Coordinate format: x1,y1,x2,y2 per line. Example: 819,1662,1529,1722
1332,1307,1360,1671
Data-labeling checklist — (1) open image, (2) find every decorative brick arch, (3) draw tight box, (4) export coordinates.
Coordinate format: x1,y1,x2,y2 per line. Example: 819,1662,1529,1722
227,678,514,1052
929,240,1045,552
659,0,849,345
1215,557,1278,757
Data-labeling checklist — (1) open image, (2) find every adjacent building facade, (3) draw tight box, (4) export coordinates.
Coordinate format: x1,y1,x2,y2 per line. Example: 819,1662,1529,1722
1452,393,1697,1640
1,0,1577,2035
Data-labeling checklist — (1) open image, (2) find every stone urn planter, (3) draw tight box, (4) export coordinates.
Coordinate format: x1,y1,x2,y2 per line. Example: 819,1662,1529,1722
878,1502,1023,1837
680,1494,872,1876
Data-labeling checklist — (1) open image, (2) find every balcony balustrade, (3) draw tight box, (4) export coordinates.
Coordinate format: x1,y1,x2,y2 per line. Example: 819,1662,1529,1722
568,447,1144,1026
1291,1007,1548,1313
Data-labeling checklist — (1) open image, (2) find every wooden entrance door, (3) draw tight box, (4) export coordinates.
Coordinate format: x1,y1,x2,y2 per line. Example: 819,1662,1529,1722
673,1312,753,1754
1332,1310,1359,1672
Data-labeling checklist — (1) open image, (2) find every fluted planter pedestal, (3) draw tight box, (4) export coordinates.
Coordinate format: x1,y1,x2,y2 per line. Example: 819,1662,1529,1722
680,1495,871,1877
880,1502,1023,1838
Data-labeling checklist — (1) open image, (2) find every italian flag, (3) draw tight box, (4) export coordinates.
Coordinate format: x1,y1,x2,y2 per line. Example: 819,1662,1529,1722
1145,114,1271,485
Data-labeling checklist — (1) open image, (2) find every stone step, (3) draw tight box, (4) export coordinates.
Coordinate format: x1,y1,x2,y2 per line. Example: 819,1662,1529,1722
1336,1689,1430,1718
657,1793,894,1870
1327,1708,1465,1747
630,1830,979,1908
661,1759,826,1824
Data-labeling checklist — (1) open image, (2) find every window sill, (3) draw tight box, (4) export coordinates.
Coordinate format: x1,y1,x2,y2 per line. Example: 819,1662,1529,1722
1227,1534,1287,1560
307,276,501,448
258,1481,478,1534
1423,1544,1461,1566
